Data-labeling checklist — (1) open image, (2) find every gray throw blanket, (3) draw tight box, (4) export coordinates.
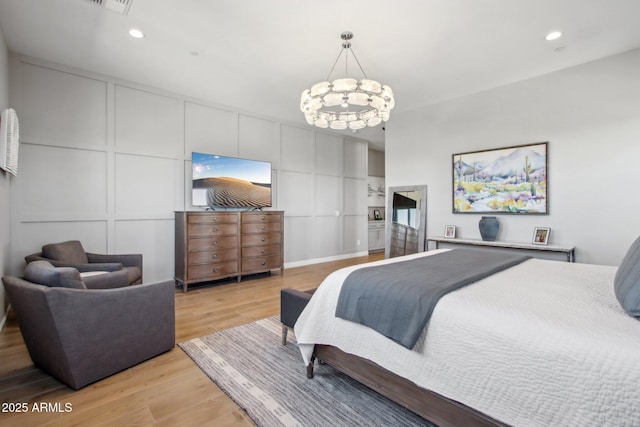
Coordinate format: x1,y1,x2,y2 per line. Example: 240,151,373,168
335,249,530,349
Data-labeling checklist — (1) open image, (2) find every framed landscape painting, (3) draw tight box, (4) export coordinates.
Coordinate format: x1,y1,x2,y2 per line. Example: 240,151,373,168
453,142,548,214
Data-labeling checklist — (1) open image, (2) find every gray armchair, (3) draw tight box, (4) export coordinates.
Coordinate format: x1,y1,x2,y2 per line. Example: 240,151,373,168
25,240,142,288
2,261,175,389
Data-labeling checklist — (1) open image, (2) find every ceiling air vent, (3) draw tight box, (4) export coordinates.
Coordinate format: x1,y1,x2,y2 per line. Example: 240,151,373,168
86,0,133,15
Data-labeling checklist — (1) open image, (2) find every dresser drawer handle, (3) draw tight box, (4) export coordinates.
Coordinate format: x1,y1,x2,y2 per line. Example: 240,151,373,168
212,227,218,233
213,217,219,222
212,254,218,259
261,226,265,231
261,237,266,242
261,249,265,254
261,261,266,266
261,215,265,220
213,241,218,246
212,267,219,273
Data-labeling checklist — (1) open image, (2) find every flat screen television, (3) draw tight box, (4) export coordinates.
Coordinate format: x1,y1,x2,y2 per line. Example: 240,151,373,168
192,152,272,209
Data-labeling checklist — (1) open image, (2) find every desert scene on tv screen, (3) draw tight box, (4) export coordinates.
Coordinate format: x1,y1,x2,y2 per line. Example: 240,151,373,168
194,177,271,207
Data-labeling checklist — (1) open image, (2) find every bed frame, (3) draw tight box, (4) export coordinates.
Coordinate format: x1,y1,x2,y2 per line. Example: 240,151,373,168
308,344,507,427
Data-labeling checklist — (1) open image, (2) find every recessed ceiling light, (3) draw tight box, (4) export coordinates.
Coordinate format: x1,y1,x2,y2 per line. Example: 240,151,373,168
545,31,562,41
129,28,145,39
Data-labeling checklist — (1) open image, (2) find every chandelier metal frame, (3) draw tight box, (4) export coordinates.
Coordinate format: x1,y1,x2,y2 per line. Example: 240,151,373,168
300,31,394,130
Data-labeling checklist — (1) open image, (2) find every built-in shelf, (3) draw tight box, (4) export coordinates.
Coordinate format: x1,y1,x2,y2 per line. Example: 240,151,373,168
427,237,575,262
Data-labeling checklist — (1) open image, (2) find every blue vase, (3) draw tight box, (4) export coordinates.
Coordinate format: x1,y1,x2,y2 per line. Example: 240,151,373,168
479,216,499,241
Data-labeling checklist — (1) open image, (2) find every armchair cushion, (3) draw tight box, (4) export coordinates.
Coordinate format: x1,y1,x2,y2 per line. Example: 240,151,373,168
24,261,86,289
26,241,143,286
42,240,88,265
81,268,129,289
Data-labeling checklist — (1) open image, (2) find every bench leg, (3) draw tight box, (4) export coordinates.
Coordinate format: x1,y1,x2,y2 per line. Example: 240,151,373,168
306,355,316,379
282,325,288,345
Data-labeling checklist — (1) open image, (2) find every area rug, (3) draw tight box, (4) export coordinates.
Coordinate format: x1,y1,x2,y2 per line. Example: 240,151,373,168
179,316,433,427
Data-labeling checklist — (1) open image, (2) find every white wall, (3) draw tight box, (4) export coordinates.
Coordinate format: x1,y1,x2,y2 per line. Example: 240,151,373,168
8,56,368,283
0,23,10,322
368,148,385,177
386,48,640,266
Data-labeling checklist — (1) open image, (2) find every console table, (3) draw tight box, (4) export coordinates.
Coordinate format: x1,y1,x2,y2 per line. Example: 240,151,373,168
427,237,575,262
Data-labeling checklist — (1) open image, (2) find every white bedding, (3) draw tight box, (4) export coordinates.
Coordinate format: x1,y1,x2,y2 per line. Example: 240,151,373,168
294,250,640,427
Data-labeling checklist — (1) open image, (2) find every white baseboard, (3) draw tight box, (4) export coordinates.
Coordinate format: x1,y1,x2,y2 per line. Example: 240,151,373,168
284,251,370,269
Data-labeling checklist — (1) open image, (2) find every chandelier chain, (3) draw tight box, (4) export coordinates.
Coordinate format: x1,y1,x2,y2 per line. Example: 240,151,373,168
325,46,346,81
325,44,368,81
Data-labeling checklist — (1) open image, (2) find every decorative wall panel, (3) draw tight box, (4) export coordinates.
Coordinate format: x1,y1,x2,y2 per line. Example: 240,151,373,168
284,216,314,263
115,85,179,155
315,133,343,176
315,174,341,216
314,216,341,258
15,62,107,147
17,144,107,216
238,115,278,166
278,170,313,216
344,177,367,215
18,221,107,260
344,139,367,179
280,125,314,172
343,215,367,253
185,102,238,156
115,154,178,216
115,219,174,283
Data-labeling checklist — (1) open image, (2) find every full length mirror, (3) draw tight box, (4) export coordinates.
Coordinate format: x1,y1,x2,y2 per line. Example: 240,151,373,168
385,185,428,258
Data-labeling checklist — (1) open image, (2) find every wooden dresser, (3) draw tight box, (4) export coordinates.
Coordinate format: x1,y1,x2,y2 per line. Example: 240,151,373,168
240,211,284,278
175,211,284,291
389,223,419,257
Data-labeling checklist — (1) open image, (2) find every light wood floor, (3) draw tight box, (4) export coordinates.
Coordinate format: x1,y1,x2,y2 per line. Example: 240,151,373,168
0,253,383,426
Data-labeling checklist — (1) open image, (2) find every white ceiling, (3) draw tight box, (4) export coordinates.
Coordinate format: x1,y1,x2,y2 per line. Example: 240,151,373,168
2,0,640,150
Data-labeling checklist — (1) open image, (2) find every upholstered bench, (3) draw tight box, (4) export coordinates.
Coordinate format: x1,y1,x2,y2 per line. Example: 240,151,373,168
280,288,316,345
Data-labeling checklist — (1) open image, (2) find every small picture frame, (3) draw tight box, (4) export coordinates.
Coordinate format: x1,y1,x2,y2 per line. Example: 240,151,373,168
374,210,382,220
532,227,550,245
444,225,456,238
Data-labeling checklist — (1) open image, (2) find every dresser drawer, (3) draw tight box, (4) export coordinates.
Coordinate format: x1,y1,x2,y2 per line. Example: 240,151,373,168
187,213,238,224
390,245,406,257
390,236,405,247
241,255,282,273
188,249,238,265
241,212,281,223
241,244,281,258
188,235,238,251
188,223,238,237
241,233,282,246
389,228,406,240
187,261,238,281
241,222,281,234
405,233,419,244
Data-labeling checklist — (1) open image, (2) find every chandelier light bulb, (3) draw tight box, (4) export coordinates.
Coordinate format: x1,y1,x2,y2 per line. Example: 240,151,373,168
301,32,394,130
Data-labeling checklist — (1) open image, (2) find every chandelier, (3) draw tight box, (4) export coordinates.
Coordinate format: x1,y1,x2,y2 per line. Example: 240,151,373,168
300,31,395,130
